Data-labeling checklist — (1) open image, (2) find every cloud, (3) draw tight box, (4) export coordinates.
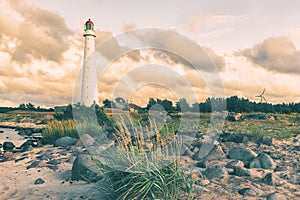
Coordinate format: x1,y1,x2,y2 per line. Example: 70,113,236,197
239,36,300,74
122,22,137,32
0,0,73,63
96,29,225,72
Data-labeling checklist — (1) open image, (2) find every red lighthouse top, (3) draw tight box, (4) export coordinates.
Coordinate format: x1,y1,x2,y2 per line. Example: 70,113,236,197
86,19,94,25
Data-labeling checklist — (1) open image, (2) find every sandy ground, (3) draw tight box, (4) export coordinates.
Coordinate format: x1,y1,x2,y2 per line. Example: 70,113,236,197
0,146,103,200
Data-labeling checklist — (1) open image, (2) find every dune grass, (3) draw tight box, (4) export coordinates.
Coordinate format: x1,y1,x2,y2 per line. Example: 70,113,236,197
42,119,78,144
94,114,194,199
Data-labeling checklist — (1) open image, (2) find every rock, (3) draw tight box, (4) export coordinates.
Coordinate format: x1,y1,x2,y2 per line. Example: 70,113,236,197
274,166,288,172
232,166,251,177
34,178,45,184
54,136,78,147
228,147,257,163
46,159,61,165
76,134,95,147
262,173,283,186
15,155,29,162
71,153,103,182
225,160,244,168
222,133,244,143
2,151,14,161
27,161,41,169
260,136,274,146
193,143,226,161
238,187,262,197
266,192,287,200
249,153,276,169
202,165,228,179
36,153,53,160
195,179,210,186
3,141,15,151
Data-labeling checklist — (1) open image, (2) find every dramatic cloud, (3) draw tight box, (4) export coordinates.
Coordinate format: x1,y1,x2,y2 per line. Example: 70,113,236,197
240,36,300,74
0,0,72,63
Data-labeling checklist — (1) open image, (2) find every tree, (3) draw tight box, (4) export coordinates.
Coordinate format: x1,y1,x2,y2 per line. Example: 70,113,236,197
18,103,26,110
176,98,190,112
103,99,116,108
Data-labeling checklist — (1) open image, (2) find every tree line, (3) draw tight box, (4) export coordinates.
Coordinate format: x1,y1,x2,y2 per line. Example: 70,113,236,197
103,96,300,114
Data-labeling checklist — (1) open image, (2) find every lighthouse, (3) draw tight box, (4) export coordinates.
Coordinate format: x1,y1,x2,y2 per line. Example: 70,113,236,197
81,19,98,106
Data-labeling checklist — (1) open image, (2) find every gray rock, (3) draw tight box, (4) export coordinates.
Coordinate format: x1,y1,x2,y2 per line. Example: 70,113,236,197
238,187,262,197
54,136,78,147
266,192,287,200
34,178,45,184
3,141,15,151
2,151,14,161
76,134,95,147
15,155,29,162
225,160,244,168
71,153,103,182
228,147,257,162
232,166,251,177
36,153,53,160
260,136,274,146
202,165,228,179
193,143,226,161
249,153,276,169
263,173,283,186
27,161,40,169
222,134,244,143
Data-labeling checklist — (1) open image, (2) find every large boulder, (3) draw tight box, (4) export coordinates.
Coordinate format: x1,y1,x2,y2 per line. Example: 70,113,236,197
54,136,78,147
228,147,257,163
249,153,276,169
3,141,15,151
71,153,103,182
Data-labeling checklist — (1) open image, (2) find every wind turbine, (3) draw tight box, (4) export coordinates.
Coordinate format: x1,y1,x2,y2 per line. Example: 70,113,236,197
256,88,267,103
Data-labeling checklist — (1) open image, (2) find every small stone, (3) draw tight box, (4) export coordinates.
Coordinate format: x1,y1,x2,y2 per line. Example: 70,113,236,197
15,155,29,162
225,160,244,168
27,161,40,169
34,178,45,185
260,136,274,146
238,187,262,197
2,151,14,161
266,192,287,200
263,173,283,186
195,179,210,186
232,166,251,177
202,165,228,179
3,141,15,151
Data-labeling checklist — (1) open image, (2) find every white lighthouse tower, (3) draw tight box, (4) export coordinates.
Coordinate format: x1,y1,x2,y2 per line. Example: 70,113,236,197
81,19,98,106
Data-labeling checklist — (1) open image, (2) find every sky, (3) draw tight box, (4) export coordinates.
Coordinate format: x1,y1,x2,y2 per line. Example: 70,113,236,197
0,0,300,107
